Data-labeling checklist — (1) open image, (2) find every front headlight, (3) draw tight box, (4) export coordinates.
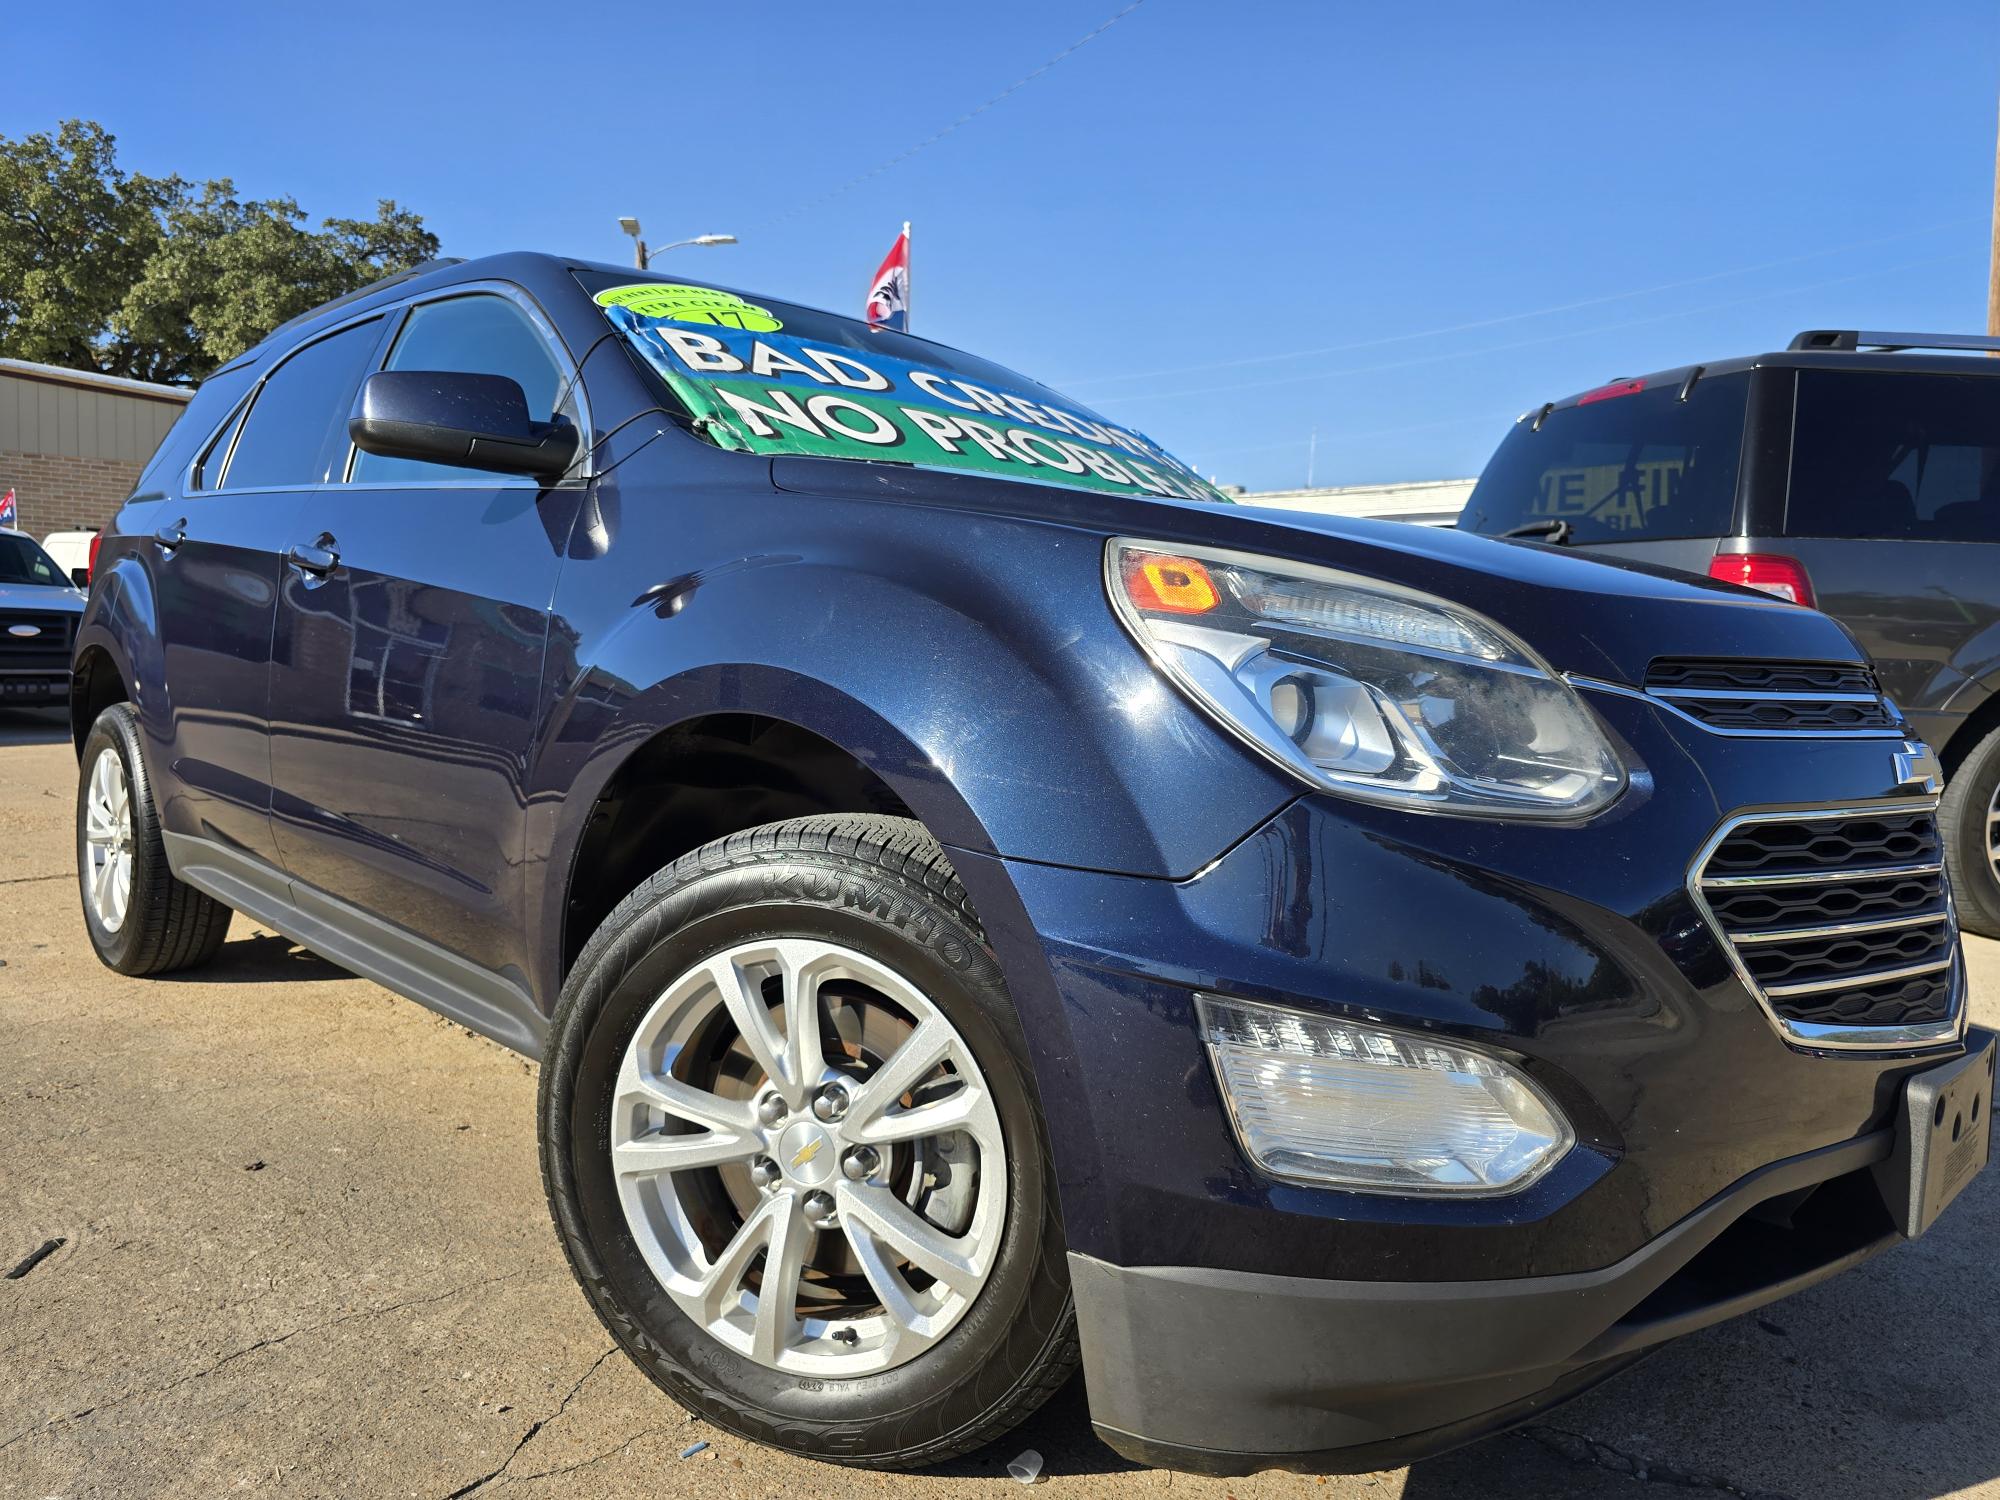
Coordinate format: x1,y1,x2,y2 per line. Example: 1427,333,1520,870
1197,995,1573,1195
1106,539,1625,819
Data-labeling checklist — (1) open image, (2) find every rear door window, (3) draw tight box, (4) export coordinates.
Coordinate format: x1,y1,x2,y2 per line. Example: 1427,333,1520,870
1787,369,2000,541
220,319,385,490
1459,374,1748,542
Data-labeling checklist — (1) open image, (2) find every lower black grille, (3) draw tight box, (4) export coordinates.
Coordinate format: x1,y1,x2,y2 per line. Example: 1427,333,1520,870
1695,805,1959,1043
0,612,76,673
1647,657,1898,733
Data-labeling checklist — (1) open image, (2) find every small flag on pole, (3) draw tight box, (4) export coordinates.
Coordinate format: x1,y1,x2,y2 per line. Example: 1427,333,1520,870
0,489,15,529
865,223,911,333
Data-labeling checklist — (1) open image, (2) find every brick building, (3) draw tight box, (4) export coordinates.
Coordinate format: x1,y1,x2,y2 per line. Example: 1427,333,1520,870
0,358,190,537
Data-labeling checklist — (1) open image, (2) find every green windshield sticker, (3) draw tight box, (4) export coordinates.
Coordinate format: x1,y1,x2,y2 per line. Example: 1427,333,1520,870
594,283,783,331
601,306,1227,503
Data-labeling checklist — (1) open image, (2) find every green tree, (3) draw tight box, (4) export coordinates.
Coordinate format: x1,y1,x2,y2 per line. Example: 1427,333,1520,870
0,120,439,384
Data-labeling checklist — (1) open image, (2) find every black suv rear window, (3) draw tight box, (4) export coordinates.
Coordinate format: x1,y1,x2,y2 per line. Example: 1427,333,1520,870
1460,374,1747,543
1788,369,2000,541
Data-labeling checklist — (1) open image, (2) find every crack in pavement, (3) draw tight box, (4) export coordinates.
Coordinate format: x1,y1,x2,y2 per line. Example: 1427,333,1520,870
508,1422,677,1485
0,872,67,886
442,1345,621,1498
1520,1425,1797,1498
0,1268,539,1455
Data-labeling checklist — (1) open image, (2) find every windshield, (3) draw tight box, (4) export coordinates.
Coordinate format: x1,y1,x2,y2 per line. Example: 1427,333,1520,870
0,533,68,587
1460,373,1747,543
579,271,1227,504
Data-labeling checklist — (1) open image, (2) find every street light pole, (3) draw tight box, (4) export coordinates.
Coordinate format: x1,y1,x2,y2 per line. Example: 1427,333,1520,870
642,235,738,267
618,216,646,270
1988,97,2000,339
618,218,736,270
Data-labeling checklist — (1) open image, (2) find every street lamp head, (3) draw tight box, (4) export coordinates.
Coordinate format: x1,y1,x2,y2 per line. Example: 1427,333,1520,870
692,234,738,246
617,216,642,238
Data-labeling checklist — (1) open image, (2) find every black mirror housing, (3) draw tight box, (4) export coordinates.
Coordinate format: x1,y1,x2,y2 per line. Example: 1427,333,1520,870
349,370,579,482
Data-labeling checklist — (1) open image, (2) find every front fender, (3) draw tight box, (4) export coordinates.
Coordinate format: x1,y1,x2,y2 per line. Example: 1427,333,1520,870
525,474,1299,1000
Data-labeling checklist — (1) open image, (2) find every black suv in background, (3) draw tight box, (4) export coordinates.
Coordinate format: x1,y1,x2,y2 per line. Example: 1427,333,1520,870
1461,330,2000,936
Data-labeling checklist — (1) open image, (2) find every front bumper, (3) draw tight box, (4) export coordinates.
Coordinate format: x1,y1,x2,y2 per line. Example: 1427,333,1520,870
1073,1130,1907,1474
946,683,1986,1471
0,671,69,703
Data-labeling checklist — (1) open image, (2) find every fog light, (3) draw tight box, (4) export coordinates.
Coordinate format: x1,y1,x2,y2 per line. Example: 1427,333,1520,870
1195,995,1573,1196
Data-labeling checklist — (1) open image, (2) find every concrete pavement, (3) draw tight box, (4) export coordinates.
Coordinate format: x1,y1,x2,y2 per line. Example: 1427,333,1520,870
2,706,1996,1499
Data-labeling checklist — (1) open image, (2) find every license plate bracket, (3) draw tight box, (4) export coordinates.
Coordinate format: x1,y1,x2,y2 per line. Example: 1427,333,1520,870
1875,1027,1995,1239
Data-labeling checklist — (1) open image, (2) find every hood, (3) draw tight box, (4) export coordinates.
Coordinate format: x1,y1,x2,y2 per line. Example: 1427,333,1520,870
0,581,87,614
769,457,1865,687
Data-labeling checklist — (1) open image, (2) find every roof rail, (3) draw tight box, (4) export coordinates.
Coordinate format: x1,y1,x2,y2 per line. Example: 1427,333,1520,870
260,257,468,344
1788,329,2000,354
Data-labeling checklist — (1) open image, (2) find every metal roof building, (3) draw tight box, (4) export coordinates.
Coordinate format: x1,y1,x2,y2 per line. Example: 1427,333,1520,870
1229,477,1474,526
0,358,190,537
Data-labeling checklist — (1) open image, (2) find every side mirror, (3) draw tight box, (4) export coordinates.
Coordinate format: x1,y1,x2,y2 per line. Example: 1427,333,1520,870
69,567,89,588
349,370,579,482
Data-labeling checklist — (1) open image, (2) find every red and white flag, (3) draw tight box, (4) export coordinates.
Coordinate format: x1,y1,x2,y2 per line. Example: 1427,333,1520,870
865,223,911,333
0,489,15,529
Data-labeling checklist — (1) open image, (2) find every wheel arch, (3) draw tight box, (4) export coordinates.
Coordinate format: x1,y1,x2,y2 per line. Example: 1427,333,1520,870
553,704,943,982
1941,679,2000,775
69,556,164,760
540,668,1006,1000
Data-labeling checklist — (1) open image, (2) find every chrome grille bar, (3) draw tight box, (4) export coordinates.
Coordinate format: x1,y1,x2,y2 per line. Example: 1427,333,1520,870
1728,911,1948,945
1685,799,1963,1052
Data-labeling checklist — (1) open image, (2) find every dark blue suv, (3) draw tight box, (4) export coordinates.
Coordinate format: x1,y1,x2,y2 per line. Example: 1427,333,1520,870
70,253,1994,1476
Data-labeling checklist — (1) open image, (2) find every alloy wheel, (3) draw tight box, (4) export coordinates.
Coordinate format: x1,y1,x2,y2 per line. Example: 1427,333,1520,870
610,938,1008,1376
83,747,134,933
1989,781,2000,887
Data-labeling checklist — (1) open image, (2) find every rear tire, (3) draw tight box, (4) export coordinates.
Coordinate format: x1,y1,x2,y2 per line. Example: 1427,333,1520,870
1943,722,2000,939
539,814,1076,1469
76,703,232,975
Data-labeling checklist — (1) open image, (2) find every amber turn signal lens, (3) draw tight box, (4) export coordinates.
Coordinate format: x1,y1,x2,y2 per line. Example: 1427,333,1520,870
1122,552,1220,615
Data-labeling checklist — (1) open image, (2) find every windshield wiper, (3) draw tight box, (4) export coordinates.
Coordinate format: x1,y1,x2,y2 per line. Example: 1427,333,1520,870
1499,518,1574,544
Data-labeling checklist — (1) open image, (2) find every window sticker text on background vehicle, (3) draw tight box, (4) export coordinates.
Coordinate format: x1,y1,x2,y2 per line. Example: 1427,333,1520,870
1533,460,1688,531
597,290,1225,502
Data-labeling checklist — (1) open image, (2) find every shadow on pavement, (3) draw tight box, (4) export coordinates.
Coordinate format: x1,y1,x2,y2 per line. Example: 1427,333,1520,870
0,706,71,748
162,931,353,985
939,1376,1144,1482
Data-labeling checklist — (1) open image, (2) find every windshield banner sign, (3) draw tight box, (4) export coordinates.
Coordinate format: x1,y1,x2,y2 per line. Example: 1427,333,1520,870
600,294,1224,503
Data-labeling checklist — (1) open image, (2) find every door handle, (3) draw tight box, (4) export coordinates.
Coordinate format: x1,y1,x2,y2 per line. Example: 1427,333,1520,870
286,536,340,582
154,518,187,556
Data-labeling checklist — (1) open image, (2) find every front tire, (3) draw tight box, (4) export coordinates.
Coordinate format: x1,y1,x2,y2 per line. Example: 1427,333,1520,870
539,815,1076,1468
76,703,232,975
1942,722,2000,938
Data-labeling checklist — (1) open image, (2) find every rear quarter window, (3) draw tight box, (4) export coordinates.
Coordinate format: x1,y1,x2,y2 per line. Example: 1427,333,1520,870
1787,369,2000,542
1460,374,1748,543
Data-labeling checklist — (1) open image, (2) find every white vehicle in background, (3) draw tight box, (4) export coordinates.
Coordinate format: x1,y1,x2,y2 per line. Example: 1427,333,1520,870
1227,478,1472,527
41,530,98,587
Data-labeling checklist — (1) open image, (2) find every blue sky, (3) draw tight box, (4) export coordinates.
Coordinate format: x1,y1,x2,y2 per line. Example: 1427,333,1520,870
6,1,1997,490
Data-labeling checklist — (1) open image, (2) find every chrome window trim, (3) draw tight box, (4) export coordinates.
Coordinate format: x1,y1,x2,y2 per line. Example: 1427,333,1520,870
181,304,392,495
179,277,592,499
1569,674,1907,739
338,279,592,487
1684,797,1967,1054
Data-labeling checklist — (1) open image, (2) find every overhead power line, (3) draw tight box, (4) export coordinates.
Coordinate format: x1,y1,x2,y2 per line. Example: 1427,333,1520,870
1061,218,1980,391
1086,249,1978,408
751,0,1148,232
